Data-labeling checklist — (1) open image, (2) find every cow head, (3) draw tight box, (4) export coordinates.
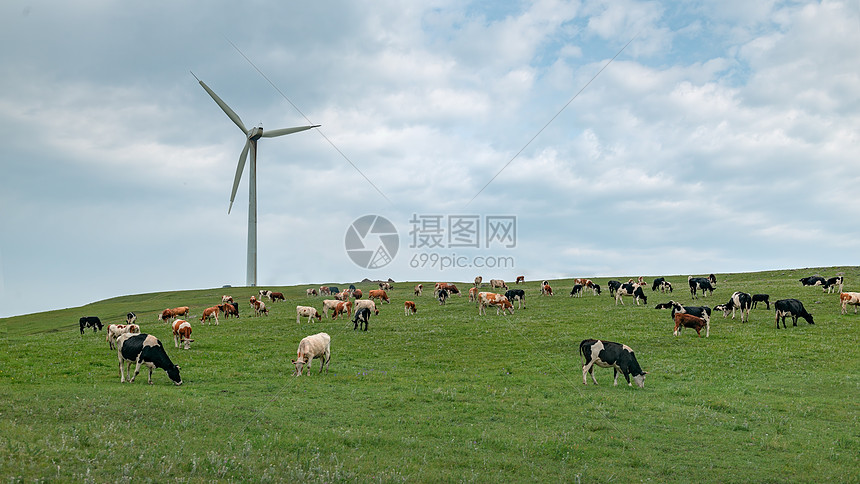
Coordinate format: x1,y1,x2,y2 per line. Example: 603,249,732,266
182,339,194,350
631,372,647,388
166,365,182,385
292,356,308,376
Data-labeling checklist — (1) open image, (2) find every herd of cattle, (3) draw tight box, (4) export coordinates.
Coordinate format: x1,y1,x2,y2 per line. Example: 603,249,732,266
78,273,858,388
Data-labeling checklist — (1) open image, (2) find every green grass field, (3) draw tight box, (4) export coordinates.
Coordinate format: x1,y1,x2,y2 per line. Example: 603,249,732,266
2,267,858,482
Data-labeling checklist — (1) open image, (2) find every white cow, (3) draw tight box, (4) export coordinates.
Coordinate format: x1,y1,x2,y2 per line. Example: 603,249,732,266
354,299,379,315
106,323,140,350
322,299,341,318
296,306,322,323
292,332,331,377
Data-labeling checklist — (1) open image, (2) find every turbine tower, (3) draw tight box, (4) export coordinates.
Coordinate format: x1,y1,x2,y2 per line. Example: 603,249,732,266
193,73,318,286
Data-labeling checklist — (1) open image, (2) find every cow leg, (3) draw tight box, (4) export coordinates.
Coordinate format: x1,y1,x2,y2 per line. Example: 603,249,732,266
148,367,154,385
582,361,596,385
612,368,619,386
131,360,143,383
118,359,126,383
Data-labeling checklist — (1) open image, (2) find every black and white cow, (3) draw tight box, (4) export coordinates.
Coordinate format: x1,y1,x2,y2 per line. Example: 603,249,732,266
655,301,712,323
824,276,844,294
505,289,526,309
714,291,752,323
437,288,449,305
606,280,622,297
116,333,182,385
774,299,814,329
751,294,770,309
126,312,137,325
615,282,647,305
352,307,371,331
651,277,665,291
79,316,103,335
688,276,715,299
799,276,826,288
569,284,583,297
579,339,647,388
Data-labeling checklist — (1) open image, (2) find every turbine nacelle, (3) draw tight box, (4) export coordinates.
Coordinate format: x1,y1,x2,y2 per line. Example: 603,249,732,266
247,126,264,141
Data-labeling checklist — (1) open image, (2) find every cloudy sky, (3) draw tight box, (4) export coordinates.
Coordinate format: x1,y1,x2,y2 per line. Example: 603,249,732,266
1,1,858,318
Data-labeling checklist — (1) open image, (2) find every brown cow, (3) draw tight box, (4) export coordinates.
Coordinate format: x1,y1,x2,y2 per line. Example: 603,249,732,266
404,301,417,315
200,306,220,325
369,289,390,304
673,312,709,337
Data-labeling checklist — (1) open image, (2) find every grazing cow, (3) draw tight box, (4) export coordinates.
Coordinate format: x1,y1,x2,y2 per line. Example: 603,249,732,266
334,290,350,301
477,292,514,316
688,276,715,299
259,290,272,300
839,292,860,315
714,291,752,323
200,306,220,325
332,301,353,319
615,282,647,305
569,284,583,297
159,306,189,323
824,276,844,294
468,286,479,303
474,276,483,287
585,281,601,296
651,277,665,291
505,289,526,309
404,301,417,315
655,300,712,323
579,339,647,388
673,312,709,337
349,284,357,291
414,284,423,296
251,299,269,317
437,288,449,305
352,289,363,299
379,282,392,291
489,279,508,291
751,294,770,309
516,275,525,284
306,288,318,297
126,312,137,325
434,283,460,296
352,307,371,331
328,286,340,296
221,295,234,304
799,276,826,288
221,302,239,319
116,333,182,385
542,283,554,296
322,299,340,318
708,274,717,285
79,316,103,335
369,289,390,304
291,332,331,377
172,320,193,350
106,323,140,349
296,306,322,324
774,299,814,328
354,299,380,315
269,292,285,303
606,280,622,297
319,286,331,296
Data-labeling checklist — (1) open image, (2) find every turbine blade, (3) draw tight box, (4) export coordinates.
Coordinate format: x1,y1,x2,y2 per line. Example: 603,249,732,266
196,79,248,134
260,125,320,138
228,140,251,214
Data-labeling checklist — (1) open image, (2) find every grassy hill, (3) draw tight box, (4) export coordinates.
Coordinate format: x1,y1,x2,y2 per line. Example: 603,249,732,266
2,267,858,482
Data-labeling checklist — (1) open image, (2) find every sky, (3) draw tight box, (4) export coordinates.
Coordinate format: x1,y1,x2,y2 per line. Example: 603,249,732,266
1,0,858,318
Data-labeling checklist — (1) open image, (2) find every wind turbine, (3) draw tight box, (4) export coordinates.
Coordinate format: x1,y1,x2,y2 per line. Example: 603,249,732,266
192,72,319,287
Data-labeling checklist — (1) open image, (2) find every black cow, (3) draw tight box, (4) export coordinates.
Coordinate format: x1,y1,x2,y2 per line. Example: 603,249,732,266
348,284,357,291
569,284,583,297
714,291,752,323
615,283,647,305
655,300,712,322
328,286,340,295
579,339,647,388
688,276,714,299
116,333,182,385
651,277,665,291
606,280,622,297
799,276,826,287
774,299,814,329
505,289,526,309
352,307,371,331
751,294,770,309
79,316,103,335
